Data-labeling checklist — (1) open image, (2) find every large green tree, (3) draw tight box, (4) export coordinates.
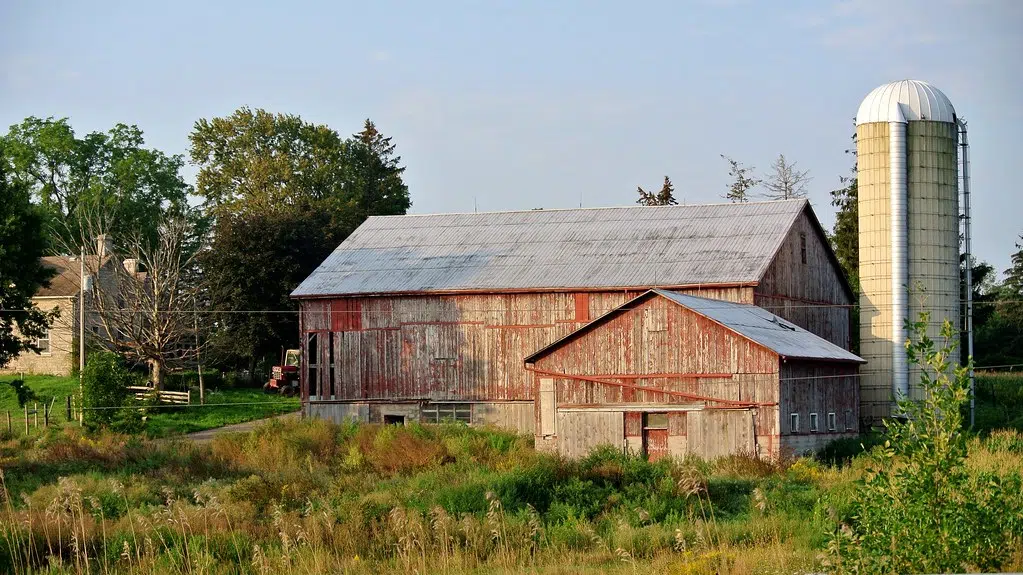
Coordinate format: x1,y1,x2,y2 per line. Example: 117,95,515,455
829,129,859,291
0,145,55,368
1,117,190,253
190,109,411,373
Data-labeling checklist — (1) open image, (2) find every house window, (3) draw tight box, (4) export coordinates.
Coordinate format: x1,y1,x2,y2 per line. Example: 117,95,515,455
809,412,819,433
827,412,837,432
799,233,807,264
845,409,855,432
790,413,800,433
421,403,471,424
36,330,51,354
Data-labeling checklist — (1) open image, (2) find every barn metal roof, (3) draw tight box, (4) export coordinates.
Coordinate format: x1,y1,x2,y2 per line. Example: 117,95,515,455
292,199,810,297
524,290,864,364
654,290,864,363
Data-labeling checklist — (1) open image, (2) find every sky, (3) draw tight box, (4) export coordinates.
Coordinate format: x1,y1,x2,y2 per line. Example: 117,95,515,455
2,0,1021,276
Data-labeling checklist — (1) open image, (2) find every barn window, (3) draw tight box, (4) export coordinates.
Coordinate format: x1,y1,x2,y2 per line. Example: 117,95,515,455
827,412,837,431
422,403,471,424
800,233,807,264
643,413,668,429
790,413,800,433
809,412,819,432
328,332,336,399
845,409,855,431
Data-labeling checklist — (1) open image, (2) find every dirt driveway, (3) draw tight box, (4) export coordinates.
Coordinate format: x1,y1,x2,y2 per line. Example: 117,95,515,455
185,411,301,442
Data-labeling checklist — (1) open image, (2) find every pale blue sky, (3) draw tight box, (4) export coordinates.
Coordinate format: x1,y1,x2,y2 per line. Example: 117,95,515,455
2,0,1020,276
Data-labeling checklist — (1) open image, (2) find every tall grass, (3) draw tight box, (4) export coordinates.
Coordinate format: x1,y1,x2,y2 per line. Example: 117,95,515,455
2,419,1021,574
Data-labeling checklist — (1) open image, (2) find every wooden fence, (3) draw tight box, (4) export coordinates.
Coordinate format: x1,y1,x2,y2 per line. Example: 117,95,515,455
126,386,191,405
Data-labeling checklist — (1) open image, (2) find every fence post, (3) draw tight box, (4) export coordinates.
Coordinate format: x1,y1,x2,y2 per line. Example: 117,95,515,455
66,396,72,422
187,389,191,405
24,404,29,434
34,402,39,428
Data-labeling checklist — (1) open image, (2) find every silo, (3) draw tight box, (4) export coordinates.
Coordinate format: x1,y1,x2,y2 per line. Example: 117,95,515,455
856,80,960,425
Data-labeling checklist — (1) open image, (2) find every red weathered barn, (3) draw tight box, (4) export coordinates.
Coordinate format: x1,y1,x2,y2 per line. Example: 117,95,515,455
290,199,858,455
524,290,864,460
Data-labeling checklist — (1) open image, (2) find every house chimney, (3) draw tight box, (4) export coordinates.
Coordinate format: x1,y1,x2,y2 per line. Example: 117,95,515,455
96,234,114,259
123,258,139,275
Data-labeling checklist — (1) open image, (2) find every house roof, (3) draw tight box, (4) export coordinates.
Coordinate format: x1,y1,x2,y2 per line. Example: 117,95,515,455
292,199,813,298
524,289,865,364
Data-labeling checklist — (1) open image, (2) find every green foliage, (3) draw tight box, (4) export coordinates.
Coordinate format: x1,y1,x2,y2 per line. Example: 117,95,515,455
0,145,55,369
636,176,678,206
1,117,189,253
1002,234,1023,328
721,155,761,203
80,352,137,431
825,314,1023,573
191,110,411,370
4,379,37,408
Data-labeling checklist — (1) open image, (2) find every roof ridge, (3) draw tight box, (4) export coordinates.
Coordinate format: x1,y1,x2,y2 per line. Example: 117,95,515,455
366,198,808,219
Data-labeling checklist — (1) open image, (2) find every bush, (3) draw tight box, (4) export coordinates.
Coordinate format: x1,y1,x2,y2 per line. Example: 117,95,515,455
824,314,1023,574
4,379,37,407
81,352,140,432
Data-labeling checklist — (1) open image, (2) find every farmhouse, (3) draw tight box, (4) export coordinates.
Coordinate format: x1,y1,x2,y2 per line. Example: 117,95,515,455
291,198,860,456
1,235,121,377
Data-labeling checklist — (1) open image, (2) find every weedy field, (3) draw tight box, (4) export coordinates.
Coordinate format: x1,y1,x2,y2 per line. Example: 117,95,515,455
2,418,1022,575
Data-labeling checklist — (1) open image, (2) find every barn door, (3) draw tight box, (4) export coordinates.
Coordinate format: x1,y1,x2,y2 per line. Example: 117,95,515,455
642,412,669,462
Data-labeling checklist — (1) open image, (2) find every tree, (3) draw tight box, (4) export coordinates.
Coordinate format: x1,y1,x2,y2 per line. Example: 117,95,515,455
1,117,189,253
721,155,760,203
1000,235,1023,328
351,119,412,218
829,128,859,291
636,176,678,206
190,110,411,372
82,210,207,389
763,153,811,200
825,314,1023,573
0,145,54,369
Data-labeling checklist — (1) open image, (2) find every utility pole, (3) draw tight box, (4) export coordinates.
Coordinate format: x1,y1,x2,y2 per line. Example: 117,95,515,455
79,246,86,424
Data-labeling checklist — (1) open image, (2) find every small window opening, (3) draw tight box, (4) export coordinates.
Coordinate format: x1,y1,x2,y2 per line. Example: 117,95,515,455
844,409,855,432
790,413,800,433
809,412,819,433
827,412,837,432
36,330,51,354
643,412,668,429
384,415,405,426
422,403,472,424
799,233,807,264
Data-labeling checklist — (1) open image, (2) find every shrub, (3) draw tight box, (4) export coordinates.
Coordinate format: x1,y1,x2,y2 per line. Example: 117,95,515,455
81,352,138,432
4,379,37,408
824,314,1023,574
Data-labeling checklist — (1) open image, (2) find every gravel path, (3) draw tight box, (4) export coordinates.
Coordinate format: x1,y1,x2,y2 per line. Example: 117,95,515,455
184,411,301,442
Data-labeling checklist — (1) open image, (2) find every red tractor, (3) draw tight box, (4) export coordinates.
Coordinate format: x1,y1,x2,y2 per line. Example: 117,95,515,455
264,348,301,396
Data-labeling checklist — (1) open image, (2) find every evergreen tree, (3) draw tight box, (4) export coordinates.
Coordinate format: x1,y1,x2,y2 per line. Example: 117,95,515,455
829,128,859,291
636,176,678,206
721,155,760,203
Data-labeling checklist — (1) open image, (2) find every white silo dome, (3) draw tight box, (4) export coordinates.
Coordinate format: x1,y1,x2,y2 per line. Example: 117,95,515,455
856,80,956,125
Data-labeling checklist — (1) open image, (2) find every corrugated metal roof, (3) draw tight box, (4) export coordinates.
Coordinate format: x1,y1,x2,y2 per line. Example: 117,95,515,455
654,290,864,363
856,80,956,125
292,199,809,297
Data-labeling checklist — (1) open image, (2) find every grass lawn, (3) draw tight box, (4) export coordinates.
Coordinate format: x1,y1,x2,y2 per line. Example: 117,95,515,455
143,388,299,437
0,374,299,437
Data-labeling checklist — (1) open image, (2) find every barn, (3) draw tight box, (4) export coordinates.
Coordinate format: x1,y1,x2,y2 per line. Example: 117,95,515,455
524,290,864,460
290,198,858,455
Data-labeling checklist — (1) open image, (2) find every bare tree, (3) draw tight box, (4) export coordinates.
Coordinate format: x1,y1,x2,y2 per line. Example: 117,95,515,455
763,154,812,200
59,207,208,390
721,155,761,203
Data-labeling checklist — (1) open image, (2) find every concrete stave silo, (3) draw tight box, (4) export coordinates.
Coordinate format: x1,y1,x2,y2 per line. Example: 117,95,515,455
856,80,961,424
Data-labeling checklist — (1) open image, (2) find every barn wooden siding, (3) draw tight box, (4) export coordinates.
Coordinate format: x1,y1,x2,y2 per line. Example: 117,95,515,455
778,362,860,456
299,286,754,406
755,211,853,350
529,295,781,458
